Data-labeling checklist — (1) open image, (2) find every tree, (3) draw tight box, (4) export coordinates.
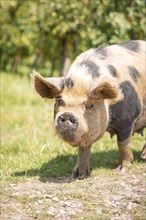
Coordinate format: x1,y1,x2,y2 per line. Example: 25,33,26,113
0,0,145,76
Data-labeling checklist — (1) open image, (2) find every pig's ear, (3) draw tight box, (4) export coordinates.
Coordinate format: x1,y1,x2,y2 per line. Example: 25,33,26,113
89,81,119,100
30,69,64,98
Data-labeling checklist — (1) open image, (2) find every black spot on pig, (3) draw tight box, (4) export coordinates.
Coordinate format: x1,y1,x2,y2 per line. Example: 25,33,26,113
108,81,141,142
119,41,140,52
94,46,107,60
65,78,74,89
79,61,100,79
108,65,118,77
127,66,140,82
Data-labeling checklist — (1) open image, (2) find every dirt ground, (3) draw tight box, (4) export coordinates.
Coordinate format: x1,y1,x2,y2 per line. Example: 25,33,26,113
1,164,145,220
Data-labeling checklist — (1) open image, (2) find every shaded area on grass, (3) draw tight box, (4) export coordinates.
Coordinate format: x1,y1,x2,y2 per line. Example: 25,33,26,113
12,149,143,183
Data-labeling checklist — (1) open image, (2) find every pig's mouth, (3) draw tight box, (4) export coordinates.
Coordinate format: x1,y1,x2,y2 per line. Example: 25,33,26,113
55,125,78,146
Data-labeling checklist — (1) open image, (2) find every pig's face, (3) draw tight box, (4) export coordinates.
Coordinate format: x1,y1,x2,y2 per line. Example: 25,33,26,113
54,85,109,147
31,70,119,147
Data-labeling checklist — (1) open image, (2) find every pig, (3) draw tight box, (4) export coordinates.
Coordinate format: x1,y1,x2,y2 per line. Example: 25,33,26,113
31,40,146,179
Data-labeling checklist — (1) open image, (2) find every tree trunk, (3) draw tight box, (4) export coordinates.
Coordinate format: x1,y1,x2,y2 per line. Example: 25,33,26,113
60,32,73,76
32,51,42,69
11,54,21,73
50,59,55,77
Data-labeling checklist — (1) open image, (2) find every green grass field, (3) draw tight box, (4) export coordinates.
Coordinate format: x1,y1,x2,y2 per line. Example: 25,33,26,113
1,72,145,219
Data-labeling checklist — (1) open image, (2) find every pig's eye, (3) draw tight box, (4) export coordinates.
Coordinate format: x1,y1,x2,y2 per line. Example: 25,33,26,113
85,102,95,110
56,97,65,106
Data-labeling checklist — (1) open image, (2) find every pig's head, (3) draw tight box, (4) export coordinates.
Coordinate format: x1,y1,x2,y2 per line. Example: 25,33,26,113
31,70,120,147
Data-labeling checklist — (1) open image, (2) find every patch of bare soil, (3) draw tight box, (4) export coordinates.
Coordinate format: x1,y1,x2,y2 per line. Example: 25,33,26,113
1,165,145,220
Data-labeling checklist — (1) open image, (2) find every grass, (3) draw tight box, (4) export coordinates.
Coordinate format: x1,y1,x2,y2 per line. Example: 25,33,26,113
0,72,145,219
1,72,76,181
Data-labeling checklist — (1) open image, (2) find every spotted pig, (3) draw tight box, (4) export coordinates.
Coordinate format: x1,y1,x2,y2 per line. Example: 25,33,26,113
31,40,146,179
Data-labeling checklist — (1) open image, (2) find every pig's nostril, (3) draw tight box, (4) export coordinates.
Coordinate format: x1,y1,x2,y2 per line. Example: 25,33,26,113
57,113,79,129
58,116,65,123
70,117,78,124
60,116,65,122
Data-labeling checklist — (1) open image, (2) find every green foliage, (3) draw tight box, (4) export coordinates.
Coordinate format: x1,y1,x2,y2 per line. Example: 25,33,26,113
0,0,145,75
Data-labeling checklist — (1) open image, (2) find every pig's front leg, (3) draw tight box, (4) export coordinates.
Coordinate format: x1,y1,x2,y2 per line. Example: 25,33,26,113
72,145,91,179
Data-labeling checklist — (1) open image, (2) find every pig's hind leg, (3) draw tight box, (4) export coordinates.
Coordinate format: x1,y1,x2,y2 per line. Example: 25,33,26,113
116,127,134,172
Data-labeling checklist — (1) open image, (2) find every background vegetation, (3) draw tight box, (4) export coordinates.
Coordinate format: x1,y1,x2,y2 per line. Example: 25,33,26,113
1,1,145,219
0,0,145,76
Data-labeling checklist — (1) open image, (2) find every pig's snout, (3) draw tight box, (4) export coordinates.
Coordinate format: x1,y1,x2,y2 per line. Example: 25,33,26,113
57,112,79,131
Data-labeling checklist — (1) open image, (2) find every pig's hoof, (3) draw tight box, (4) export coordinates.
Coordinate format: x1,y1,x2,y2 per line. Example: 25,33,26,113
116,165,128,172
71,167,89,179
141,153,146,160
141,145,146,160
116,161,132,172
